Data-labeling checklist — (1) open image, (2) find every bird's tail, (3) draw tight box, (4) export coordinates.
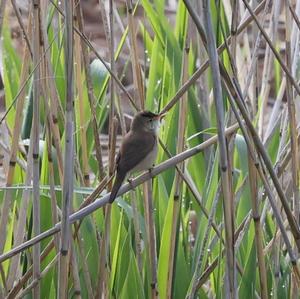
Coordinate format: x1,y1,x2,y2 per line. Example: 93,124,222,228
109,171,126,203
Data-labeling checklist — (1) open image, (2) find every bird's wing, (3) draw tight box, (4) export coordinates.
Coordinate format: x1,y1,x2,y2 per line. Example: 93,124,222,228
117,131,156,173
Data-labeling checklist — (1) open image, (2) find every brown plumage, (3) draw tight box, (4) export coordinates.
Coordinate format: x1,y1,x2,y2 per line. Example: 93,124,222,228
109,110,164,203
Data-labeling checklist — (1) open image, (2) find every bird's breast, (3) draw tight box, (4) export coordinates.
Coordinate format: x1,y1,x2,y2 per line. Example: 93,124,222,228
130,139,158,173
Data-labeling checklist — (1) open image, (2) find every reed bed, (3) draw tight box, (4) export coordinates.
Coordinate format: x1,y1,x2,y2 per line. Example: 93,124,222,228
0,0,300,298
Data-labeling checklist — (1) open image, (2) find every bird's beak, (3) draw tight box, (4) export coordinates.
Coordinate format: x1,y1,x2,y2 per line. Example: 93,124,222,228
157,113,166,121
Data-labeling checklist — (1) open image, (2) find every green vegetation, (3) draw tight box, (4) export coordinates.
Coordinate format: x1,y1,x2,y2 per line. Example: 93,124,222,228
0,0,299,298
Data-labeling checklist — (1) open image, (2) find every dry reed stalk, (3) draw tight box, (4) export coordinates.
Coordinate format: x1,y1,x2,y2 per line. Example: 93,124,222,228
42,86,64,182
276,132,300,179
38,3,61,258
128,2,157,296
75,2,105,180
40,27,65,183
40,1,64,185
285,1,300,295
70,242,82,298
114,8,131,50
288,0,300,34
273,239,281,295
10,0,32,55
274,110,289,177
58,0,74,297
67,227,93,297
96,202,112,298
74,25,89,186
98,0,110,44
230,0,238,60
166,40,189,298
6,137,33,291
126,0,145,109
100,0,127,135
108,2,116,181
109,8,138,126
285,0,300,224
257,0,280,138
96,117,117,298
125,2,155,293
131,190,142,272
45,124,60,251
40,5,65,121
144,181,158,298
32,0,41,297
4,15,33,289
97,1,117,296
264,79,286,143
194,0,211,164
0,123,240,263
248,153,268,298
200,0,236,295
0,15,34,259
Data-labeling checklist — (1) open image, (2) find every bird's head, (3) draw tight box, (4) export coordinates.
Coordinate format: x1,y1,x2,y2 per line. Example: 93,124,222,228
131,110,165,133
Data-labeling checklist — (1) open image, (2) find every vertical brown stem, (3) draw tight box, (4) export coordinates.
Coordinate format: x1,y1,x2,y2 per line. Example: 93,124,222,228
58,0,74,297
32,0,41,297
76,1,105,180
144,181,158,298
248,154,268,299
285,0,299,223
126,0,144,109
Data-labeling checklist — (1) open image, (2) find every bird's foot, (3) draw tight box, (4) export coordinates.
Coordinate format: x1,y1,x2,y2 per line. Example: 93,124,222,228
148,165,154,174
127,178,135,190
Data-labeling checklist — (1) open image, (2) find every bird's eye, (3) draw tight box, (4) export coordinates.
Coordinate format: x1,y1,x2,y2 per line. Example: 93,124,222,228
149,119,152,122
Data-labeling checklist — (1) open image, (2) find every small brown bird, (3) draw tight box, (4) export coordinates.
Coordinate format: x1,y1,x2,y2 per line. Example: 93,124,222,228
109,110,165,203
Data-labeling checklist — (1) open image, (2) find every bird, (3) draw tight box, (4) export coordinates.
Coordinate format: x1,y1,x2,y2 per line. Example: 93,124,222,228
109,110,165,203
